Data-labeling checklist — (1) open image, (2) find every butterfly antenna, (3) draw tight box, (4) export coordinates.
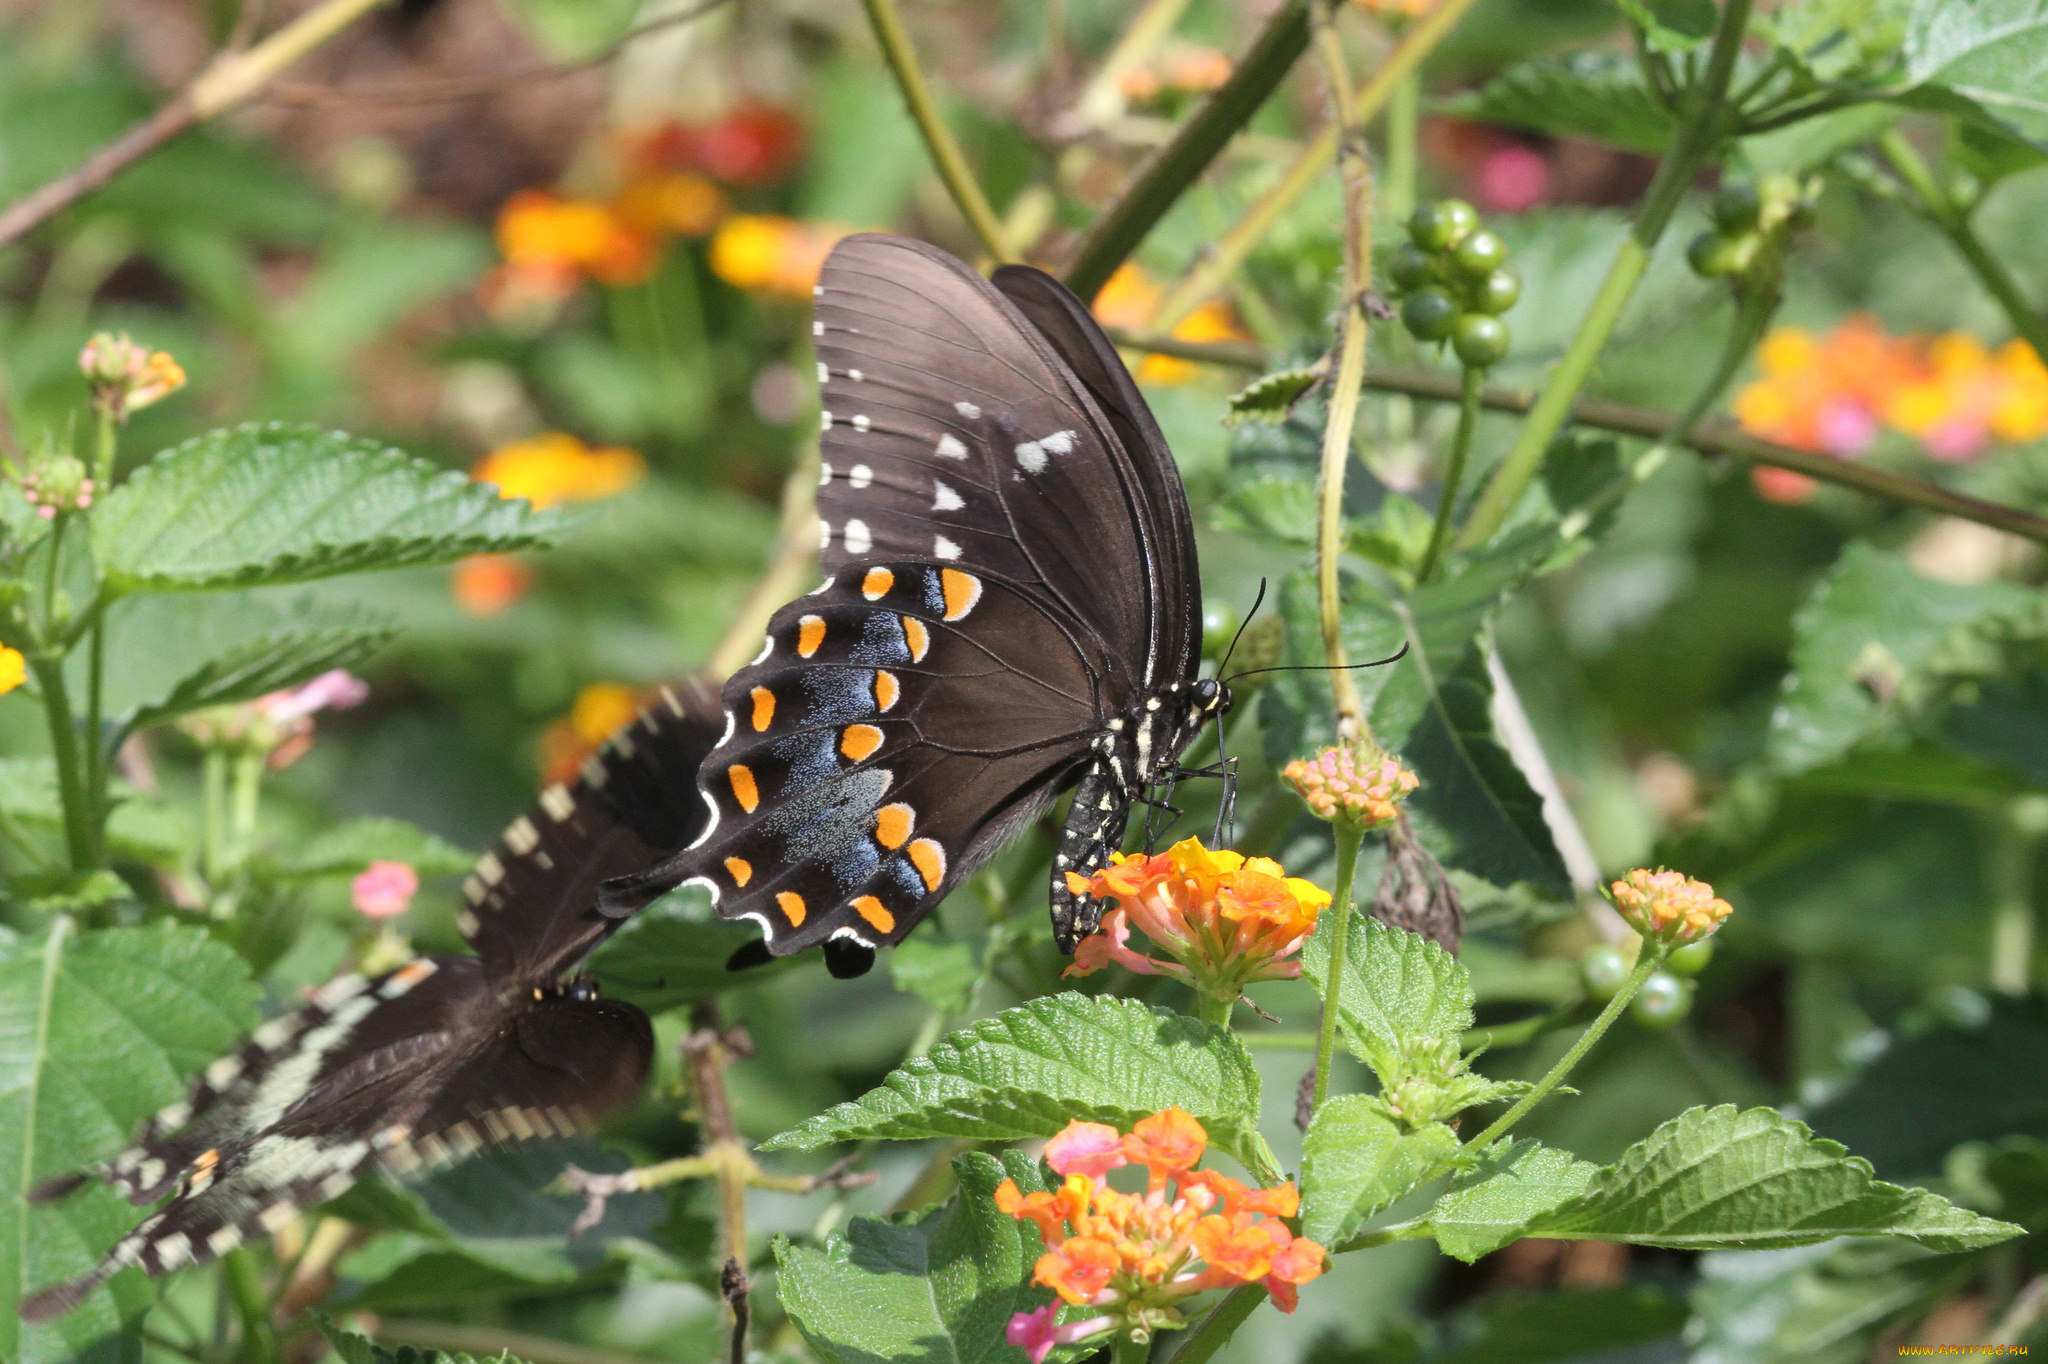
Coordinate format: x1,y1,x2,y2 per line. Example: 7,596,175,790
1223,642,1411,685
1215,579,1269,677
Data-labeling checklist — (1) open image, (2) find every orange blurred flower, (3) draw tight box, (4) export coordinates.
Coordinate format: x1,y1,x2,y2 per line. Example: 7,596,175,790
709,215,851,300
1352,0,1445,12
1090,263,1251,384
611,170,726,239
471,432,645,510
451,554,534,616
538,682,643,785
997,1108,1325,1358
627,106,805,187
1118,46,1233,104
1063,837,1328,1007
0,646,24,698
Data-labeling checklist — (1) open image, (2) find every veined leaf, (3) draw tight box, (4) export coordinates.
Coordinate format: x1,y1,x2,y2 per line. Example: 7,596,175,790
1447,53,1675,155
1521,1105,2021,1252
1301,918,1473,1085
1299,1099,1460,1244
4,919,260,1361
1224,366,1322,426
94,423,562,593
762,993,1265,1169
776,1151,1063,1364
1428,1139,1599,1262
1905,0,2048,147
1617,0,1718,51
319,1315,527,1364
0,757,190,864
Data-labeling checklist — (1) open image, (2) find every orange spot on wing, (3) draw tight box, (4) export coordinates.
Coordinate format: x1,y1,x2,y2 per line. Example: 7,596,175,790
777,891,807,927
728,764,760,812
862,567,895,600
873,670,900,712
852,895,895,933
901,616,929,662
797,615,826,656
940,568,982,621
874,803,914,849
750,686,775,731
909,838,947,891
391,959,439,988
724,856,753,887
841,724,883,763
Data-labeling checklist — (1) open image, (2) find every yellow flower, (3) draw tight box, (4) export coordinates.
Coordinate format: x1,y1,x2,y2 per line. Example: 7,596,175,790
471,433,645,510
709,215,851,299
1608,867,1731,946
1089,263,1250,385
538,682,643,784
79,333,185,420
0,647,24,697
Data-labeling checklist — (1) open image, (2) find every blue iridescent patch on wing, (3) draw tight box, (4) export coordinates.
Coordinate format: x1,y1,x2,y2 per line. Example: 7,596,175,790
800,668,876,726
849,613,911,666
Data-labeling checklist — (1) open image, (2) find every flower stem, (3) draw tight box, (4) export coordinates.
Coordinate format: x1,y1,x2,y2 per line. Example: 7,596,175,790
1418,364,1483,583
30,656,94,873
1197,990,1237,1032
1464,939,1669,1154
858,0,1014,264
1383,64,1420,231
1312,823,1365,1113
1113,1330,1151,1364
1163,1284,1265,1364
1454,0,1755,551
221,1246,278,1363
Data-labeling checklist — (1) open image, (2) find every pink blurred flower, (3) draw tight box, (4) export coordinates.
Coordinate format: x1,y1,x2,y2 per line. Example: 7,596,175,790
1474,144,1549,212
352,861,419,919
257,670,370,725
1814,399,1879,457
1045,1122,1128,1179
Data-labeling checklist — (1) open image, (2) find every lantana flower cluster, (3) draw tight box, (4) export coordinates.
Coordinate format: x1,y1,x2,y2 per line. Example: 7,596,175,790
1063,837,1329,1004
707,215,854,300
1608,868,1731,946
178,670,370,771
1735,316,2048,502
998,1108,1326,1359
79,332,186,421
537,682,644,785
1281,742,1419,830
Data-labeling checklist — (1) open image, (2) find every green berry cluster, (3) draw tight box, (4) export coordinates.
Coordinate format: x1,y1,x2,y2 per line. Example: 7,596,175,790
1389,199,1520,369
1579,938,1714,1029
1687,175,1817,280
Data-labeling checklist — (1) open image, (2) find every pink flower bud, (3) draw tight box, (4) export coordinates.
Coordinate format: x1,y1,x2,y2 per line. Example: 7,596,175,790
1281,743,1418,830
352,861,419,919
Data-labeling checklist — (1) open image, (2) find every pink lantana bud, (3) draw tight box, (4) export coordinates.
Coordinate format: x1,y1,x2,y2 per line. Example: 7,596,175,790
1044,1121,1128,1179
352,861,419,919
1281,742,1418,830
79,333,186,421
256,670,371,725
1608,868,1731,946
16,454,94,517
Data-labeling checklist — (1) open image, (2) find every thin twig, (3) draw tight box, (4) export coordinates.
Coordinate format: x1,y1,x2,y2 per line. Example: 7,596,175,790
859,0,1015,263
267,0,741,106
0,0,393,251
1101,332,2048,546
1064,1,1312,301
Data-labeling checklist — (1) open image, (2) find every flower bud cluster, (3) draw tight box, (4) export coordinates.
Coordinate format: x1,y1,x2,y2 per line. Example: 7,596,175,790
1388,199,1520,368
15,455,94,519
1687,175,1818,281
1607,867,1732,946
1281,741,1418,831
78,333,186,421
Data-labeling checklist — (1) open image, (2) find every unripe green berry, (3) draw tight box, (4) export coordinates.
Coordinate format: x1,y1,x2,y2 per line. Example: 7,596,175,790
1711,182,1762,233
1389,243,1437,292
1631,971,1693,1028
1581,944,1632,1001
1687,230,1755,278
1475,265,1521,315
1452,229,1508,279
1409,199,1477,253
1401,288,1459,342
1452,313,1509,368
1666,939,1715,977
1201,603,1240,660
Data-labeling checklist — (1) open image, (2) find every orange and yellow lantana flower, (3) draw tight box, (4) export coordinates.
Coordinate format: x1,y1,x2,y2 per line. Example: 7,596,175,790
0,646,25,698
455,433,645,616
537,682,643,785
999,1108,1326,1359
1062,837,1328,1005
1609,867,1732,947
708,215,852,300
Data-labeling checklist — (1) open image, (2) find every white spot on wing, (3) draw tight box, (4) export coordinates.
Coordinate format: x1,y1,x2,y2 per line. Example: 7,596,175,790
935,434,968,459
540,784,575,821
820,411,833,432
845,519,871,554
817,362,828,383
954,401,981,419
934,535,962,559
819,462,833,485
852,414,871,432
813,320,824,335
849,368,864,381
932,479,964,511
818,519,832,550
1014,429,1076,475
850,464,873,489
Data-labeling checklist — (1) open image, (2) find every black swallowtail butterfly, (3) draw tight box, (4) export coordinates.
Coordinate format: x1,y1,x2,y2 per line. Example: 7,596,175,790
21,682,724,1323
600,234,1230,979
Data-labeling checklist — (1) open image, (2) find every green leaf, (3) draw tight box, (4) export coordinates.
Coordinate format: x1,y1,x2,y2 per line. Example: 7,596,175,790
1769,543,2034,775
93,592,392,732
1905,0,2048,147
1224,366,1322,425
1301,918,1474,1086
1448,53,1675,155
587,884,802,1015
5,919,260,1359
262,817,474,880
890,934,982,1017
0,757,190,864
93,423,563,593
318,1316,526,1364
1402,645,1572,896
776,1150,1057,1364
1212,474,1319,546
1428,1140,1599,1262
761,993,1265,1169
1521,1105,2022,1251
1299,1099,1461,1244
1616,0,1718,51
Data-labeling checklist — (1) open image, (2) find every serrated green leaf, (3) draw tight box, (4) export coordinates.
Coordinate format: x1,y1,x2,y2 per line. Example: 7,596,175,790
587,884,801,1015
93,423,563,593
1522,1104,2022,1251
263,817,473,880
1299,1098,1460,1244
1905,0,2048,148
1213,474,1319,546
762,994,1264,1168
1302,918,1474,1085
1769,544,2034,775
776,1150,1059,1364
1428,1140,1599,1262
0,757,189,864
891,934,982,1016
6,919,260,1359
318,1316,526,1364
1448,53,1675,154
1224,366,1322,425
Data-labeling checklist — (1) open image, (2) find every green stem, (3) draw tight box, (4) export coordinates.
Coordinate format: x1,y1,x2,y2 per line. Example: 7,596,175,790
82,617,104,861
1163,1284,1265,1364
1878,128,2048,365
1418,365,1482,582
92,405,116,489
29,657,93,872
1197,989,1237,1031
1383,67,1420,231
1113,1331,1150,1364
858,0,1014,264
1455,0,1755,550
1990,796,2048,996
1312,824,1365,1112
1331,1214,1435,1254
202,747,228,885
230,749,262,866
221,1247,276,1363
1464,940,1670,1154
39,514,65,631
1064,1,1311,300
